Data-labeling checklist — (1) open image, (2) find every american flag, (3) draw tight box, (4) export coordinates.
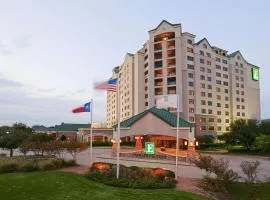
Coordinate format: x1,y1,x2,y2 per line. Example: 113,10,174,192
94,78,117,92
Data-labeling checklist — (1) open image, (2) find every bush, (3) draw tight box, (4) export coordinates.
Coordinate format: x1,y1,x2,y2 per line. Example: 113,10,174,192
87,162,177,189
0,163,19,173
63,159,76,167
20,162,38,172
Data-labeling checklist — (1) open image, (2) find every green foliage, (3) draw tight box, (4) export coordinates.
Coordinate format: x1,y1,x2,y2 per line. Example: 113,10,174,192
87,162,177,189
222,119,259,150
254,135,270,152
260,121,270,135
0,157,76,173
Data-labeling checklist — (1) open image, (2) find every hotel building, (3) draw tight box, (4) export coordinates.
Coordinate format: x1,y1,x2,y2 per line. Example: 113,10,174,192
106,20,260,138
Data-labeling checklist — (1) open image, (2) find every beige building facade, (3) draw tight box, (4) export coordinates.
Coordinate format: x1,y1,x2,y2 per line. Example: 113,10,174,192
106,20,260,138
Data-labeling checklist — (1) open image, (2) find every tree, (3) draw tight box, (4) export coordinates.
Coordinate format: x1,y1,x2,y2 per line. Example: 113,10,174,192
222,119,259,150
259,121,270,135
254,135,270,152
0,123,32,156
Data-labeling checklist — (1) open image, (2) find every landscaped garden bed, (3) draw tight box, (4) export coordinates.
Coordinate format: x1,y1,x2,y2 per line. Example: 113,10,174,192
87,162,177,189
0,156,76,173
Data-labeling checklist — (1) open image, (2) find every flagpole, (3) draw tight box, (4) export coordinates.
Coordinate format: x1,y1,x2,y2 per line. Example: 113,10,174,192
90,99,93,166
175,94,180,180
116,81,120,179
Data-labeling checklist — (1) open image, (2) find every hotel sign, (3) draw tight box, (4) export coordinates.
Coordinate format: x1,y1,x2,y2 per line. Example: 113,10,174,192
145,142,155,155
252,67,259,81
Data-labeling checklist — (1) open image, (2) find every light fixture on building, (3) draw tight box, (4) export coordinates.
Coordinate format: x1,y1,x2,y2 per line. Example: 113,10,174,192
184,141,188,146
195,141,199,146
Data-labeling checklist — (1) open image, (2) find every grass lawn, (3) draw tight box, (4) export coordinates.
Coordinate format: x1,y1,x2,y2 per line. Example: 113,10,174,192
0,172,209,200
228,182,270,200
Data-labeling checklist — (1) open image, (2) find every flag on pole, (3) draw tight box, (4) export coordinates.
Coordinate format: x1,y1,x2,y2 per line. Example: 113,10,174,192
94,78,117,92
72,102,91,113
155,94,178,109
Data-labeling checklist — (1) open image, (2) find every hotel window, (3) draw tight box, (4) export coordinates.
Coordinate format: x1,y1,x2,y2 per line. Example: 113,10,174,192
241,91,245,95
188,73,194,78
208,85,212,89
200,59,205,64
235,62,239,66
209,118,214,122
242,113,245,117
201,92,206,97
203,44,207,49
217,95,221,100
216,65,221,70
189,99,194,104
216,57,221,62
240,63,243,68
240,77,244,82
187,39,193,44
236,83,239,87
236,90,239,94
241,84,244,89
200,117,206,122
241,98,245,103
222,60,228,64
216,80,222,84
200,75,205,80
226,119,230,123
217,111,222,115
189,90,195,96
206,52,211,58
216,87,221,92
200,126,206,131
225,111,229,116
217,103,221,107
223,67,228,71
200,50,204,56
201,100,206,105
209,126,215,131
207,68,211,73
208,93,212,98
224,89,229,93
189,117,195,122
236,76,239,81
201,109,206,114
201,83,205,88
187,47,194,53
242,105,245,109
218,127,222,131
223,81,228,86
223,74,228,79
188,82,194,87
208,101,212,106
200,67,205,72
208,109,213,114
226,127,230,131
207,60,211,65
189,108,194,113
237,112,240,116
235,69,239,73
217,118,222,123
216,72,221,77
236,97,240,102
187,56,194,61
207,77,212,81
187,64,194,70
237,105,240,109
240,70,244,75
225,104,229,108
145,102,148,106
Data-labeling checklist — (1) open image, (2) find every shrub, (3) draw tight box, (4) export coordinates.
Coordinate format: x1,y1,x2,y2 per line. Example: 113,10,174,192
63,159,76,167
20,162,38,172
87,162,177,189
40,161,58,171
0,163,19,173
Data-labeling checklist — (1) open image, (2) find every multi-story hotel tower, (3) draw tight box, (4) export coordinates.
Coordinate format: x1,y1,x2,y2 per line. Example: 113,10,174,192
106,20,260,138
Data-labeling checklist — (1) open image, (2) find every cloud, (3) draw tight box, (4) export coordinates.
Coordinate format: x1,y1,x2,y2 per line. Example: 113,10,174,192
0,78,22,88
14,34,32,49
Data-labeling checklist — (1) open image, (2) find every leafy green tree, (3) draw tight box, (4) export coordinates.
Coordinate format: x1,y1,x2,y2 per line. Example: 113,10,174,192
0,123,32,157
222,119,259,150
254,135,270,152
259,121,270,135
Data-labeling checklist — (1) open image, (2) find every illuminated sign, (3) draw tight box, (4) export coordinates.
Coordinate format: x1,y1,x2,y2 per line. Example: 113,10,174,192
252,67,260,81
145,142,155,155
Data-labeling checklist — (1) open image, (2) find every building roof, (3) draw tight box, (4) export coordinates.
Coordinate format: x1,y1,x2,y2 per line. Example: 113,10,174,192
195,37,212,47
148,20,181,32
228,50,242,58
117,107,192,128
50,123,90,132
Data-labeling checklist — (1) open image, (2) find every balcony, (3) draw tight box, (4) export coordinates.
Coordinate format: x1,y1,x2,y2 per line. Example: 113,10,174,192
167,40,175,49
154,52,162,60
167,77,176,86
168,86,176,94
167,49,175,58
155,88,163,95
155,69,163,77
155,80,163,87
167,68,176,77
154,32,175,42
154,61,163,69
154,43,162,51
167,58,176,68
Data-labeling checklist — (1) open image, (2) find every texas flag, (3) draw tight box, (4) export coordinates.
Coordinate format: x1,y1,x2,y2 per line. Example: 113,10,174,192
72,102,91,113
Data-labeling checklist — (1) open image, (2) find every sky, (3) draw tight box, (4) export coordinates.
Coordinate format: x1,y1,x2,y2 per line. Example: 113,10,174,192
0,0,270,126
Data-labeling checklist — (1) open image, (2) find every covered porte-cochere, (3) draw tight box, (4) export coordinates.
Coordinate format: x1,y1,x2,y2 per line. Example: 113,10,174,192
113,107,196,156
